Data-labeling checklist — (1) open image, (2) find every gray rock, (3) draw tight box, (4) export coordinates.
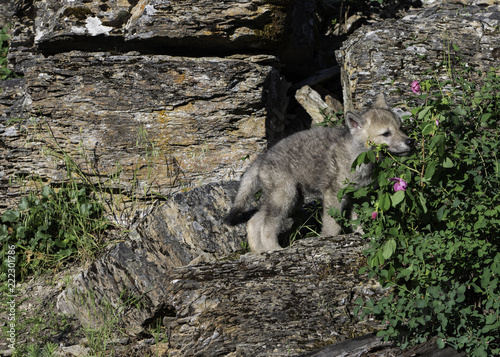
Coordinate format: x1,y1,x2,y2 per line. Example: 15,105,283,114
336,4,500,112
7,2,500,357
0,78,30,120
56,181,248,333
59,222,382,356
159,233,379,357
3,0,307,212
57,345,90,357
0,1,14,28
1,51,289,210
299,334,466,357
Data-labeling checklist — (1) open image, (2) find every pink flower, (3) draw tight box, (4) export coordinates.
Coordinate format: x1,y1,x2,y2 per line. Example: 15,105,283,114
411,81,421,94
388,177,408,192
435,119,439,126
371,211,378,219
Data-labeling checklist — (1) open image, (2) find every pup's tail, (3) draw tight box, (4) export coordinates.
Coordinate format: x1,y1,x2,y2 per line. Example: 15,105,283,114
225,158,262,225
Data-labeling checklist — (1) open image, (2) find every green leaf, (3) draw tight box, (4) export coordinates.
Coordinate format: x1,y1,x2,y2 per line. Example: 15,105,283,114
436,338,446,349
353,152,372,169
428,286,441,299
18,197,30,211
453,106,467,116
1,210,19,223
80,203,91,216
429,134,444,155
422,123,434,136
485,209,497,217
438,316,448,331
485,313,496,325
418,106,432,120
369,255,379,268
436,205,446,220
418,192,428,213
382,239,397,260
367,150,377,162
481,268,491,288
376,249,385,266
391,190,405,207
474,216,487,230
41,185,52,198
0,224,10,241
482,320,500,333
473,346,487,357
379,193,391,211
481,112,492,124
442,157,454,168
35,229,50,242
456,285,466,303
416,299,427,308
424,162,437,181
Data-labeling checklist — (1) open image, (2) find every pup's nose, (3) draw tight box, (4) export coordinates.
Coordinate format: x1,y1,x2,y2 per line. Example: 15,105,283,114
405,138,415,147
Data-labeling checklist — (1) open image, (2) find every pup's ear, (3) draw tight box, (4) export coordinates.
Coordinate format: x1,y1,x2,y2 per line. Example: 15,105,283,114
374,93,390,109
345,111,366,130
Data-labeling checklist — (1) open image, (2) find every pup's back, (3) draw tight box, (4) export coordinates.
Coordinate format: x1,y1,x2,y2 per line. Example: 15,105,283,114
258,126,363,194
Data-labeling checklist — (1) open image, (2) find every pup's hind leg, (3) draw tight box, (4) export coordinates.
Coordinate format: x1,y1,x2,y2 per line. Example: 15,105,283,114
247,211,267,253
247,210,282,253
247,183,298,253
259,184,298,252
247,212,289,253
259,216,283,252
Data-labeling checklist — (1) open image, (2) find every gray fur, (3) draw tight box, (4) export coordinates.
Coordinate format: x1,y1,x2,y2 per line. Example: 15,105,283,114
227,93,413,253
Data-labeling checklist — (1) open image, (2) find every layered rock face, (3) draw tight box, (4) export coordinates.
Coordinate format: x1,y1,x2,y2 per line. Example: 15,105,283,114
1,0,314,210
10,51,287,185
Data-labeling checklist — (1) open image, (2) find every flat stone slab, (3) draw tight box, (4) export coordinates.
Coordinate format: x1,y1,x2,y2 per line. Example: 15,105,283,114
33,0,296,53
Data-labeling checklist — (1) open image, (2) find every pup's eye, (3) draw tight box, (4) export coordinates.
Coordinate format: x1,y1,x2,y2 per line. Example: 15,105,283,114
381,131,391,137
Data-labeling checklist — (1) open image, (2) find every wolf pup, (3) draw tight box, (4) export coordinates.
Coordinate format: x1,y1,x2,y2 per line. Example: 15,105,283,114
227,93,414,253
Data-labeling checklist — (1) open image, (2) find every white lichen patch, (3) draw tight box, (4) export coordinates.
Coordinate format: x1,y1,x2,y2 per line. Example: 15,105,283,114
85,17,113,36
71,26,86,35
144,5,156,16
34,29,46,43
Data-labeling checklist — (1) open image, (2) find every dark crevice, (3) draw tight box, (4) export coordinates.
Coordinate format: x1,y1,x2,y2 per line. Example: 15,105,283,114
142,303,177,329
37,35,286,59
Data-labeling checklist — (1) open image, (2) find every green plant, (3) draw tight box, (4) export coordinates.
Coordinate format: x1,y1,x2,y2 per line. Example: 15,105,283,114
25,341,59,357
288,201,322,246
332,67,499,355
148,319,170,357
80,286,149,356
0,181,109,280
0,25,15,80
0,117,180,281
317,108,344,127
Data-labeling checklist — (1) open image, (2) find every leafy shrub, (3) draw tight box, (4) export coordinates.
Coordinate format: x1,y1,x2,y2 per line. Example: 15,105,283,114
0,183,109,281
335,68,499,355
